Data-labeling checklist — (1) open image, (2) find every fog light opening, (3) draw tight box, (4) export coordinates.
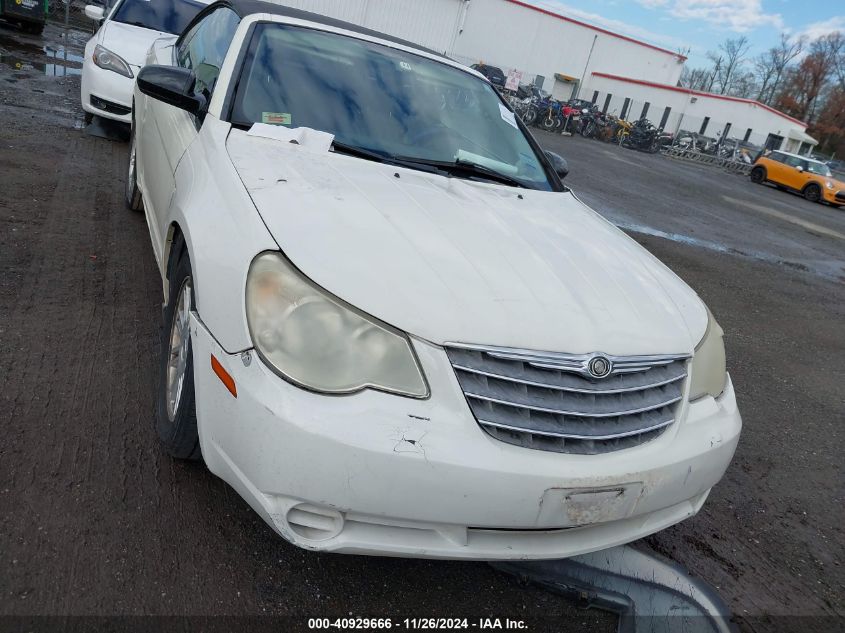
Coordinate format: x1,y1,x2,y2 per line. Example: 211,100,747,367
286,503,344,541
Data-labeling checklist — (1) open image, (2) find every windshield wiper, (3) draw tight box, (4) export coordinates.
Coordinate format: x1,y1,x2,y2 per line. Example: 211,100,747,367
331,141,441,174
330,143,526,186
393,156,528,188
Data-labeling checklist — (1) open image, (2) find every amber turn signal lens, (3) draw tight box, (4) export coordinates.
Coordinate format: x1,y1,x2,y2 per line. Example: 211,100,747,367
211,354,237,398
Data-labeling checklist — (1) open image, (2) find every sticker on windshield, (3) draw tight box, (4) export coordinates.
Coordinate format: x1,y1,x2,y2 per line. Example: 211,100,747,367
499,103,518,130
262,112,292,126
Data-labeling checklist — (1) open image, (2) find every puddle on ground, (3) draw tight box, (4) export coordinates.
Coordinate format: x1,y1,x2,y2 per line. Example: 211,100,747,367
618,220,845,283
0,51,81,76
0,27,84,76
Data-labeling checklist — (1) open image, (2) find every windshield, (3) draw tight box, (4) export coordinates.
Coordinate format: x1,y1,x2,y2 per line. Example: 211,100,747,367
230,24,554,190
112,0,205,35
806,161,832,177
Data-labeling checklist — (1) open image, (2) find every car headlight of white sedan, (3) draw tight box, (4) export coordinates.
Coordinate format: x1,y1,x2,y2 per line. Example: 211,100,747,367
93,44,134,78
246,252,429,398
688,308,727,401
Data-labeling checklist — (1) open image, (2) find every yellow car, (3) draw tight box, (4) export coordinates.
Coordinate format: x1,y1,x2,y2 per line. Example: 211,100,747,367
750,150,845,208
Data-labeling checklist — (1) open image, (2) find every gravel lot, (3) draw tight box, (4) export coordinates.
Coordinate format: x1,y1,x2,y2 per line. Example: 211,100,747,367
1,22,843,633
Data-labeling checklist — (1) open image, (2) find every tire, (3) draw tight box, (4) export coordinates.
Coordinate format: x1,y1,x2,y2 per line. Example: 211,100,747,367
155,248,202,460
749,166,766,184
125,123,143,211
803,183,822,203
540,115,557,132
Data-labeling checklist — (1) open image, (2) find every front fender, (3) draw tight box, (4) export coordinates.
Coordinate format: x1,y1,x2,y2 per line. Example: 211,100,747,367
168,116,277,353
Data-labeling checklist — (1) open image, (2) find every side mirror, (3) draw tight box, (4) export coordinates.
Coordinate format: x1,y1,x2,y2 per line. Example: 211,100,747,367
84,4,105,21
545,150,569,180
137,65,207,117
795,165,804,173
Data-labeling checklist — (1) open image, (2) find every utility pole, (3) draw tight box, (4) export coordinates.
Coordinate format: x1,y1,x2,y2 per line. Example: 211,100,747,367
563,34,598,135
575,34,598,101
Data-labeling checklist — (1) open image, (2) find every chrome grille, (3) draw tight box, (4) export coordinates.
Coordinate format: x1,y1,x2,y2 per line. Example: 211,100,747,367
446,344,688,455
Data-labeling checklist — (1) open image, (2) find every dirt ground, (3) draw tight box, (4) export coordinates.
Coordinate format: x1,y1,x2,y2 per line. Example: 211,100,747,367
1,21,843,633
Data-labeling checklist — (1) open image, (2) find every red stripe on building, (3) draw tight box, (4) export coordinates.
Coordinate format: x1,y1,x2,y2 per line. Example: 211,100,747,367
505,0,687,61
591,72,808,128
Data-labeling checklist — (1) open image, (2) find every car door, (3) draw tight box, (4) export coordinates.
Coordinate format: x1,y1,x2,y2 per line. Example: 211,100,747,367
762,152,786,185
781,155,809,190
139,5,240,269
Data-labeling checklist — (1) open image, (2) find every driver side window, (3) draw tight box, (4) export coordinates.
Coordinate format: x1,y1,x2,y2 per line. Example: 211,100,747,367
176,8,240,99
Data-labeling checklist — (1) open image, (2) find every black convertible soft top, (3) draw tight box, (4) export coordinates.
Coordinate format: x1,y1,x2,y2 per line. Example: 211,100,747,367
185,0,448,59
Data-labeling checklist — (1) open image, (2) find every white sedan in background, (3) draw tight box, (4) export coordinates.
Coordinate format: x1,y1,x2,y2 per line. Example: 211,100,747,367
81,0,208,123
129,0,741,559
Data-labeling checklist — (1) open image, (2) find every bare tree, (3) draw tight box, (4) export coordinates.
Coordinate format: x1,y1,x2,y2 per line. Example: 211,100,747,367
776,34,841,123
703,37,751,94
679,66,710,91
755,34,804,104
731,71,758,99
705,53,723,92
823,31,845,91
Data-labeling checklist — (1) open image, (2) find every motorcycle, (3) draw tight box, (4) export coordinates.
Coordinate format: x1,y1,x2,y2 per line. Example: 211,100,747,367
535,97,564,132
579,107,606,138
622,118,661,153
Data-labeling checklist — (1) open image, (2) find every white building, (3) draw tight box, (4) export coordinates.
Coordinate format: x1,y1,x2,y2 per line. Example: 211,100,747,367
587,73,815,152
274,0,686,93
272,0,815,151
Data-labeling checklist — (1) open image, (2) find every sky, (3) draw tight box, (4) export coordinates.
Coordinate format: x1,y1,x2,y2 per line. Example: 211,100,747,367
531,0,845,68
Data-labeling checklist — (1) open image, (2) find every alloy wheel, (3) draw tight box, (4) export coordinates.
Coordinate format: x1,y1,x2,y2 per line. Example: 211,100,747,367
166,279,192,421
126,133,136,201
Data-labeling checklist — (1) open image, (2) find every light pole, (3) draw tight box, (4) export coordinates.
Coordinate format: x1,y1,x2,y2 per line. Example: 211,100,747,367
563,34,597,134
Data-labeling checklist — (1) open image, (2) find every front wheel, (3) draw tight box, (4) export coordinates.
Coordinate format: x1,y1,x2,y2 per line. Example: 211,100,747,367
539,116,556,132
156,250,202,460
749,166,766,184
125,123,143,211
803,184,822,203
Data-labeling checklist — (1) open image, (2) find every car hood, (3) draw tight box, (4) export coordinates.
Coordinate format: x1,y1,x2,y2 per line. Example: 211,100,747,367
227,129,707,355
100,21,171,68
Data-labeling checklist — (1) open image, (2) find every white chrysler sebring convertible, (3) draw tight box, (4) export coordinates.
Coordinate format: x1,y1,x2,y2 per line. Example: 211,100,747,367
129,0,742,559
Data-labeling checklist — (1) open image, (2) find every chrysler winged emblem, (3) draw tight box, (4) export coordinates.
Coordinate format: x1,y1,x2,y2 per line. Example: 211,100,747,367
587,355,613,379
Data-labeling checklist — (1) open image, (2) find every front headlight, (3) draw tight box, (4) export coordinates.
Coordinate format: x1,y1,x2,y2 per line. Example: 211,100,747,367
688,307,727,401
93,45,133,78
245,252,428,398
826,181,834,189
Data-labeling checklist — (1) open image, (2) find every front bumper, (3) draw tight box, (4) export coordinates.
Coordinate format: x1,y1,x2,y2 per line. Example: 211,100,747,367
190,314,742,560
80,52,137,123
826,188,845,205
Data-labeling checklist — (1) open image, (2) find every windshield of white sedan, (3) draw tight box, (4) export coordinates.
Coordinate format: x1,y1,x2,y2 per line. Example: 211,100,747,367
112,0,206,35
230,24,553,190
